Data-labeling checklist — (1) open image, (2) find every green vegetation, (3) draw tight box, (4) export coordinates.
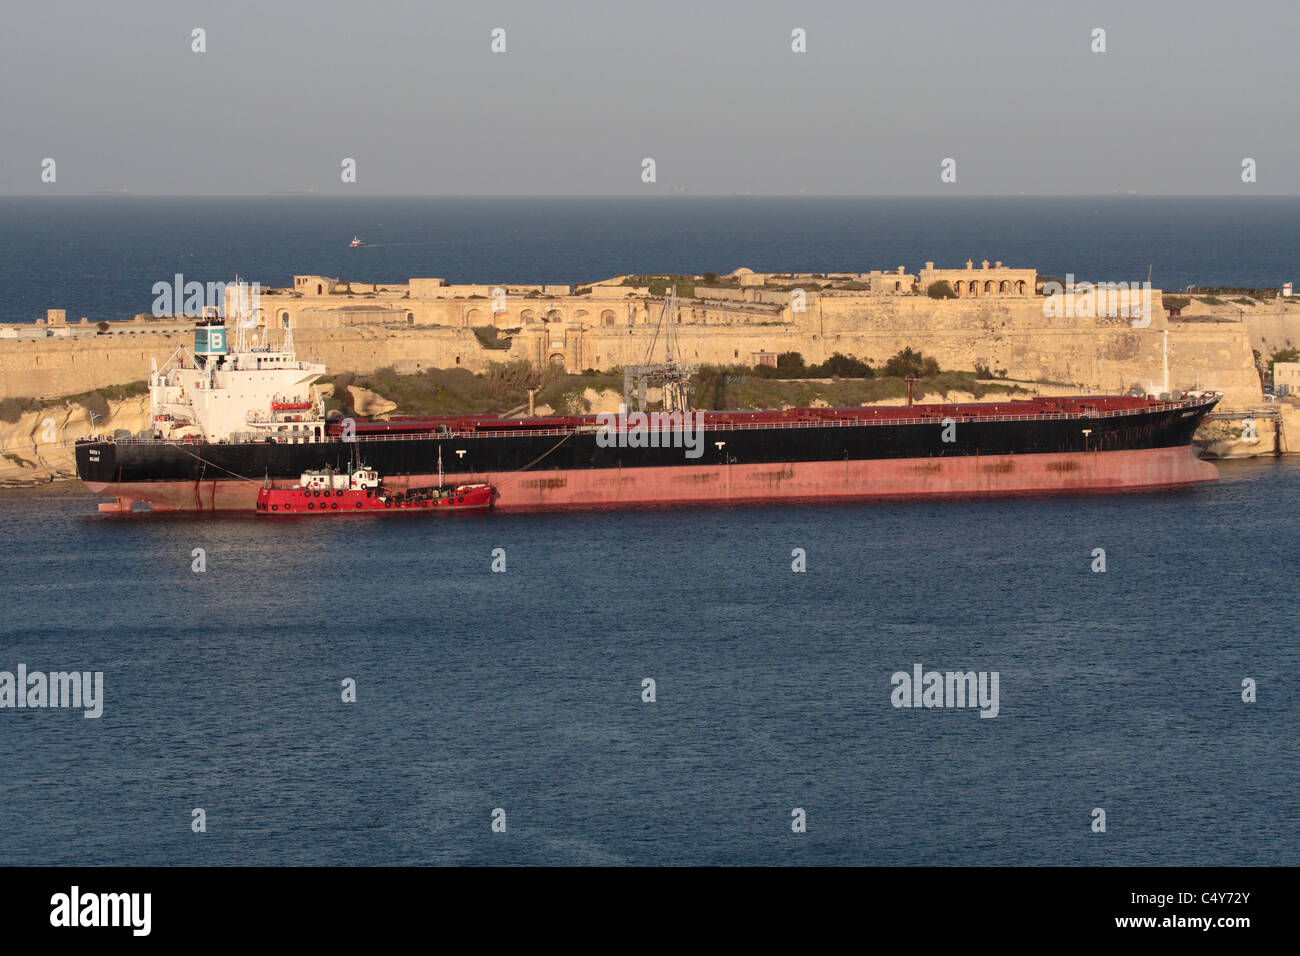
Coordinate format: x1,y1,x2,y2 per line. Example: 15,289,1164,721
1193,286,1279,300
927,280,956,299
0,381,149,424
88,381,149,402
338,362,623,418
689,348,1023,411
1200,296,1226,306
471,326,513,350
0,397,40,424
325,374,357,417
742,351,875,380
882,347,941,378
697,274,740,289
692,366,1025,411
717,349,943,383
1163,296,1191,312
622,274,697,298
320,348,1028,421
58,381,149,421
1271,348,1299,364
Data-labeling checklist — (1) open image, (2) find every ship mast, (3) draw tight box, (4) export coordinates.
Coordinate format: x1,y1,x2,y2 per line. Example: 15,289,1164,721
1162,328,1171,395
623,286,696,412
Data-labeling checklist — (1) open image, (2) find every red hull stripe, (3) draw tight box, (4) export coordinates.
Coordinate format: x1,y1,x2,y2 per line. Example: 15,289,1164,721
88,447,1217,513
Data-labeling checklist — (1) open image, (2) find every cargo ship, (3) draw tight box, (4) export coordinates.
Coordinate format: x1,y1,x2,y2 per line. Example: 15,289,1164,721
74,317,1221,513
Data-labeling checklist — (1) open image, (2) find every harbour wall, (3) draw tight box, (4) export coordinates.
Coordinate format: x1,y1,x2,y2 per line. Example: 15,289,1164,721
0,287,1267,410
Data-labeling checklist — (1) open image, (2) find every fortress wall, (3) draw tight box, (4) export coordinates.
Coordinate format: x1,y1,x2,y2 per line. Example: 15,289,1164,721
0,331,188,399
807,295,1260,406
696,287,797,306
1165,321,1263,404
258,289,781,332
291,327,505,376
574,326,806,372
1,291,1264,409
1241,307,1300,354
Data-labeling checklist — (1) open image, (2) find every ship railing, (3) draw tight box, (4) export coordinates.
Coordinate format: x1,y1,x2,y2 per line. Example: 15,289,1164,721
98,400,1205,446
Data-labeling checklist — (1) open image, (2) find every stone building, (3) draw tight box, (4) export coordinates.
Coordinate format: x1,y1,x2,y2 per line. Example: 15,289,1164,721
863,267,917,293
918,260,1036,298
1273,360,1300,395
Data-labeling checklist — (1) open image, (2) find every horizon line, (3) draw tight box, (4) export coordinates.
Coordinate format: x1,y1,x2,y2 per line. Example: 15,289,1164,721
2,192,1299,200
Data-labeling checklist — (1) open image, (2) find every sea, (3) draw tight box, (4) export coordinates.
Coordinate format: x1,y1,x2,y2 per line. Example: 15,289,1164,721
0,195,1298,323
0,197,1297,865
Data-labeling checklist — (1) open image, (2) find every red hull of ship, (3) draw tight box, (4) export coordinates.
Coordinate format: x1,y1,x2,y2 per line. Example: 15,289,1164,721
90,445,1217,513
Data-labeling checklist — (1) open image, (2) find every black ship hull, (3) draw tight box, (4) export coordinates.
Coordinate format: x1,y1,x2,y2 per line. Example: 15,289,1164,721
75,396,1220,512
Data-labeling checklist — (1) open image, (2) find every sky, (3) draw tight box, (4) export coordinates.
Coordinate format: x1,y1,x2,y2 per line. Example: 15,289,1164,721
1,0,1297,195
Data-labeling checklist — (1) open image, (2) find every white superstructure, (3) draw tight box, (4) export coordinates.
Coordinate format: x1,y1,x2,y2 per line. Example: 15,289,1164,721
299,466,379,491
148,298,327,444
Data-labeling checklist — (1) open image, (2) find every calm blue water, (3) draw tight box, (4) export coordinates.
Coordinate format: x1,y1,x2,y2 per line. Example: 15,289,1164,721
0,459,1296,865
1,196,1298,324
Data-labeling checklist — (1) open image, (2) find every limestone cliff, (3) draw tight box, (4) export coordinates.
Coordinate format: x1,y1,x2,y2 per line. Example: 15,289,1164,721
0,396,149,486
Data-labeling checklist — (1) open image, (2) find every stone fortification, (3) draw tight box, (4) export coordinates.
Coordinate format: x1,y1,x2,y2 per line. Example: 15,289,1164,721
0,265,1265,410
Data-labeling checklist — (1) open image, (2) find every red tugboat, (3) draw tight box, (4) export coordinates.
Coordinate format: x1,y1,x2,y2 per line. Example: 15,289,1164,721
256,462,495,515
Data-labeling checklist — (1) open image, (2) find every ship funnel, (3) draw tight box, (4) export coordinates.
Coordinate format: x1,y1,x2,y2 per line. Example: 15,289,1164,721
194,320,228,358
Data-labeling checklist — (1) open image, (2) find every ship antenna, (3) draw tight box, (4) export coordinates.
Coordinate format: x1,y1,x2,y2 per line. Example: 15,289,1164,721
623,285,695,412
